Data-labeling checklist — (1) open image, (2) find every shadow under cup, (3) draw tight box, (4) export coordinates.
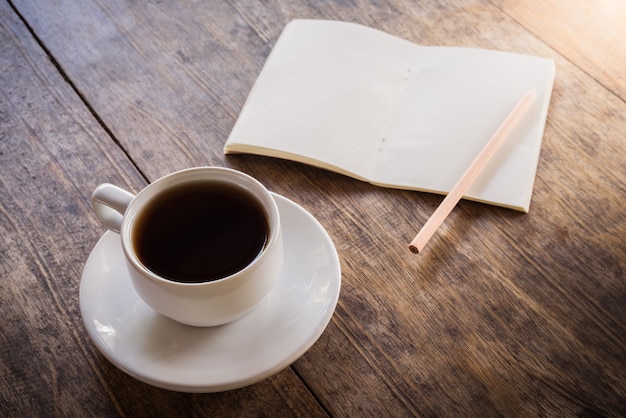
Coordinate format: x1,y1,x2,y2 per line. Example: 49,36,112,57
121,167,283,327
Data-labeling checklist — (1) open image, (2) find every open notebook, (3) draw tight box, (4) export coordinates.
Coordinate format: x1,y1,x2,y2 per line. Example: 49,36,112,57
224,19,555,212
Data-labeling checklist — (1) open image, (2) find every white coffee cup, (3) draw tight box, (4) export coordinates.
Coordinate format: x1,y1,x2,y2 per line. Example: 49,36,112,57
91,167,283,327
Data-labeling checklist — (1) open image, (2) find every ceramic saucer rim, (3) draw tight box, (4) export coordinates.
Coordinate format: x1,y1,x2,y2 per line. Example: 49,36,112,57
79,192,341,392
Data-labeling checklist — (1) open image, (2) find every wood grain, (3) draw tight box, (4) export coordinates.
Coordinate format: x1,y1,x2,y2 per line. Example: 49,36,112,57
497,0,626,101
0,1,326,416
3,0,625,416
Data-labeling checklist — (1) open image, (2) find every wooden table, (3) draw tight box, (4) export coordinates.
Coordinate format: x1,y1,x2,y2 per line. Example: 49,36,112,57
2,0,624,416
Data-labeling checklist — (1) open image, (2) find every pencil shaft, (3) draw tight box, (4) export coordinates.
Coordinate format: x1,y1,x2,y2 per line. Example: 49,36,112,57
409,89,537,254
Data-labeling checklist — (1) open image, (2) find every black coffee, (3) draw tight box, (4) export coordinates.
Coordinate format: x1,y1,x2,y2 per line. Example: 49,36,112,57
133,181,269,283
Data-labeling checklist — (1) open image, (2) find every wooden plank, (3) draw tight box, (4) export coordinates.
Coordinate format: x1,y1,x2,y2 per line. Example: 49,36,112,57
0,1,326,416
9,0,626,416
496,0,626,101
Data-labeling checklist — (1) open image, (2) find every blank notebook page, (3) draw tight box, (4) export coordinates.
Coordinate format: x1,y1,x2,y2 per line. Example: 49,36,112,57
225,19,556,212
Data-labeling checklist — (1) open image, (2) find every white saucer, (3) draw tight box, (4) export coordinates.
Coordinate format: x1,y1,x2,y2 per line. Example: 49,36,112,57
80,193,341,392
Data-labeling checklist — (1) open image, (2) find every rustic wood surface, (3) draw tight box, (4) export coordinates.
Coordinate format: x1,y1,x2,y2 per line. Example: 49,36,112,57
1,0,624,416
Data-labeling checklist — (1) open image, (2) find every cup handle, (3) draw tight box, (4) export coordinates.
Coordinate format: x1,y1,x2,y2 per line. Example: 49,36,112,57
91,183,136,233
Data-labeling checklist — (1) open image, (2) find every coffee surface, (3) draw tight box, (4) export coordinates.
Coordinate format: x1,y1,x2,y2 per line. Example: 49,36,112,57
134,182,269,283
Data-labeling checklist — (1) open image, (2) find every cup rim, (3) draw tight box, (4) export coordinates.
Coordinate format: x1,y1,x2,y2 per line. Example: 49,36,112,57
120,166,280,286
